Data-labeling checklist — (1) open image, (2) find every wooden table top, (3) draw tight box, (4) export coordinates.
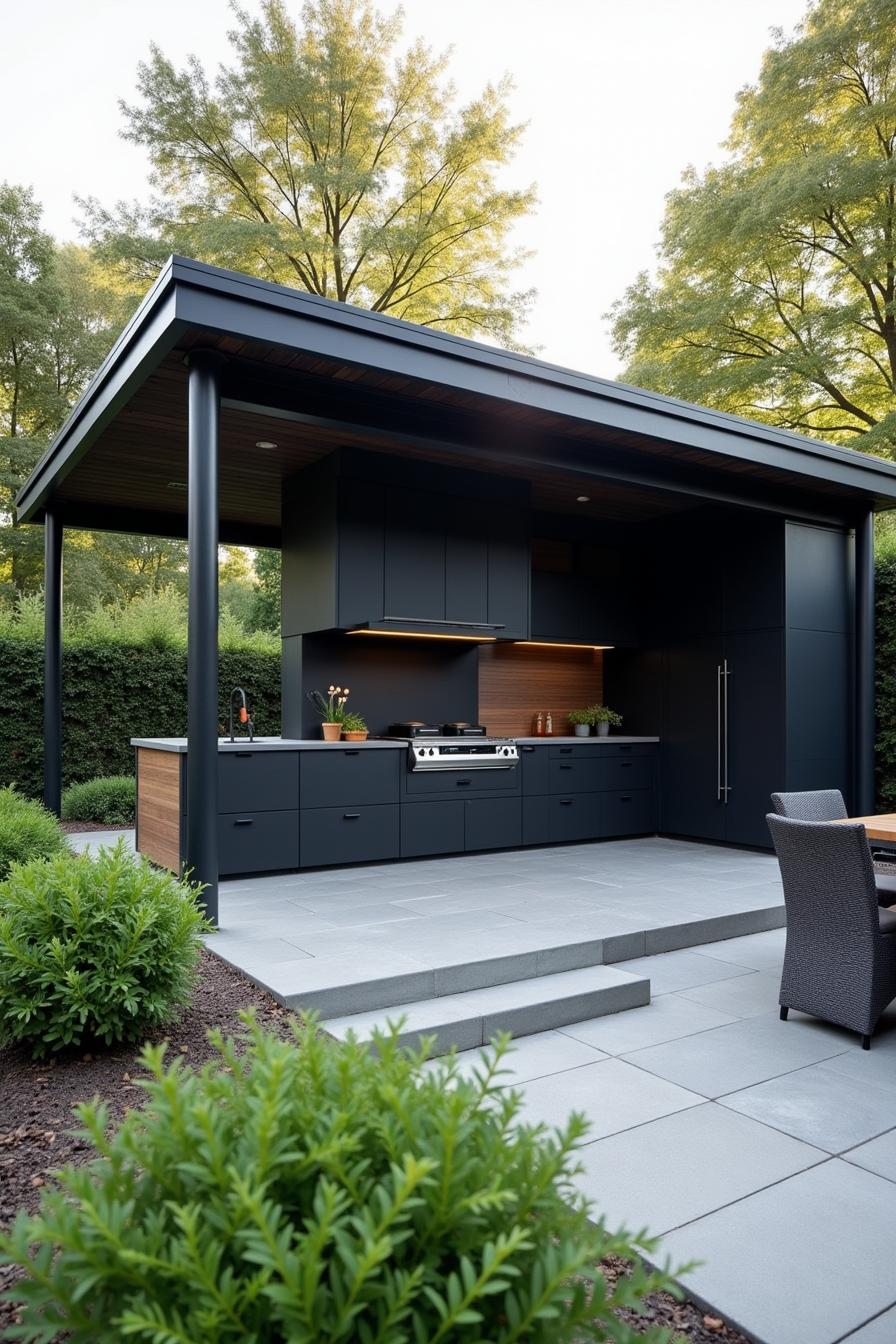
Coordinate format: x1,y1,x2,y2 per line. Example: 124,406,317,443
834,814,896,842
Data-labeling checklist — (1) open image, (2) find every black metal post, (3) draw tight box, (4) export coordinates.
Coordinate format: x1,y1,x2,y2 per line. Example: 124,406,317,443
186,350,224,923
43,510,63,816
856,509,876,816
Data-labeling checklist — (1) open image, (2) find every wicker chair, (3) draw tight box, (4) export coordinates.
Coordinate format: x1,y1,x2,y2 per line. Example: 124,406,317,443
767,813,896,1048
770,790,896,907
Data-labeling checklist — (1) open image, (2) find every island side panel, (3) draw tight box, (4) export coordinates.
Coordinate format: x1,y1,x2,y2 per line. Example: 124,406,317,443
136,748,182,874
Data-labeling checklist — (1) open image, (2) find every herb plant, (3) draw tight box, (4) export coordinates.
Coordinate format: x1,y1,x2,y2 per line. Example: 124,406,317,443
1,1020,678,1342
0,839,210,1057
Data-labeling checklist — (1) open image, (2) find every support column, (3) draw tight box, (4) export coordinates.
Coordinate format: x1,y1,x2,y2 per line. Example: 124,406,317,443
855,508,876,816
186,350,224,923
43,510,63,816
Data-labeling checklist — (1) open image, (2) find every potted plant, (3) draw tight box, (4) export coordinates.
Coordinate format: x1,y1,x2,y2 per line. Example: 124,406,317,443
342,712,369,742
567,708,592,737
587,704,623,737
307,685,350,741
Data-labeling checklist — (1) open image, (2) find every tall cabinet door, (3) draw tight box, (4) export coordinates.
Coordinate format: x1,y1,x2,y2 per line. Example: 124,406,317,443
662,636,726,841
723,631,785,847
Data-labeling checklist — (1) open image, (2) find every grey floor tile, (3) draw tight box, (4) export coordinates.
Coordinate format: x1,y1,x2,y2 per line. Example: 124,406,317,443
843,1128,896,1183
211,936,313,965
721,1062,896,1153
626,1013,854,1098
560,994,738,1055
841,1307,896,1343
448,1031,608,1086
575,1101,823,1236
517,1057,703,1141
615,949,754,994
314,902,425,928
674,968,784,1019
817,1028,896,1091
661,1161,896,1344
686,927,787,970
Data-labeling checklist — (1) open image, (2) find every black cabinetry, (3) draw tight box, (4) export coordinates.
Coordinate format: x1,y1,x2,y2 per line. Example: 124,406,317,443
521,743,658,846
214,750,300,877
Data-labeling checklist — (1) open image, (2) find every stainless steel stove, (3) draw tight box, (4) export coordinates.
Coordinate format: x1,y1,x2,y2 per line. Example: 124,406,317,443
383,722,519,771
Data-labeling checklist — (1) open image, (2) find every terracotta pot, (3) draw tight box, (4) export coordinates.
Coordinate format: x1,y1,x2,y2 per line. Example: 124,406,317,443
321,722,342,742
343,730,369,741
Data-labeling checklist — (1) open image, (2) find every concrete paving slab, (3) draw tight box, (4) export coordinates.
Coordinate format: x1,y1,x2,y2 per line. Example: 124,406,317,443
843,1128,896,1183
560,994,738,1055
674,968,784,1019
575,1101,823,1236
660,1161,896,1344
625,1013,854,1098
445,1031,608,1086
685,927,787,970
517,1057,703,1141
721,1063,896,1153
841,1307,896,1343
614,949,754,994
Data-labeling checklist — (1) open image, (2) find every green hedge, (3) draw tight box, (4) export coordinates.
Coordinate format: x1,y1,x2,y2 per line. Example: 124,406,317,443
0,637,281,799
877,553,896,810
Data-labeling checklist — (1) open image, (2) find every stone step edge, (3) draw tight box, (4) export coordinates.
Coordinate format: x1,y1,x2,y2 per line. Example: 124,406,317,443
321,966,651,1057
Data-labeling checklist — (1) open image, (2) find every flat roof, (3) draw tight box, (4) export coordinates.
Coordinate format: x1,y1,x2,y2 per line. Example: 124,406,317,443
17,255,896,544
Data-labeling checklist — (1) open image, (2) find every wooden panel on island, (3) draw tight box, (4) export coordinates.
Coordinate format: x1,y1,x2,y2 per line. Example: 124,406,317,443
136,748,182,873
478,643,604,737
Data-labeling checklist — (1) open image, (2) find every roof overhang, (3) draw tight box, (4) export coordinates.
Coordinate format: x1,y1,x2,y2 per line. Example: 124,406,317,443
17,255,896,543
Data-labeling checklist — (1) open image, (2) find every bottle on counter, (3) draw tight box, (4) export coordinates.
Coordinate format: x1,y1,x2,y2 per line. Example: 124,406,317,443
545,711,553,736
535,710,544,735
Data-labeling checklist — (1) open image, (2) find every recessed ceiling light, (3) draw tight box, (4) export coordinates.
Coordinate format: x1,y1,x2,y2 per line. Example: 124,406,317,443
576,495,590,503
255,440,278,450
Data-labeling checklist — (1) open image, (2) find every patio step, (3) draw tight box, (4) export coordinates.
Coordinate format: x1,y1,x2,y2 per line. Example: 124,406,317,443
321,964,651,1056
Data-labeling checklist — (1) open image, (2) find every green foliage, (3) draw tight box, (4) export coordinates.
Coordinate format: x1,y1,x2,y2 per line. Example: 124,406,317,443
341,711,367,732
0,788,66,879
611,0,896,453
62,775,136,826
83,0,535,346
587,704,623,728
0,1020,677,1341
877,550,896,809
0,840,209,1057
567,708,591,726
0,635,281,799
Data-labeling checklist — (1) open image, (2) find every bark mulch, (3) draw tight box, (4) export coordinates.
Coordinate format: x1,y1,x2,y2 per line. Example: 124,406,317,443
59,821,129,834
0,950,749,1344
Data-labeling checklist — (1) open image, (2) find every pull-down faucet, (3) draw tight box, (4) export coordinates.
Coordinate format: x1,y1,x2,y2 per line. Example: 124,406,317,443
229,687,255,742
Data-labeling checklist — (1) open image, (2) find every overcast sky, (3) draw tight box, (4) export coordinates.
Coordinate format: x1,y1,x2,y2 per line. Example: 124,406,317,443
4,0,809,376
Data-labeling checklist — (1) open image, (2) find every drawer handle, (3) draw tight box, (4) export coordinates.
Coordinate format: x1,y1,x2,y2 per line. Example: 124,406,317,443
559,764,573,770
234,818,253,826
456,779,472,787
521,746,535,753
620,796,632,803
344,750,360,757
560,798,573,805
233,752,253,759
559,747,573,754
619,746,633,752
343,812,361,820
620,762,633,769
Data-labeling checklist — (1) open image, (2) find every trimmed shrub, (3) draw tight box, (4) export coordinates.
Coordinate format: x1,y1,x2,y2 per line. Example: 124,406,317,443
0,787,66,879
0,1021,676,1342
0,637,281,799
0,840,210,1057
61,775,136,825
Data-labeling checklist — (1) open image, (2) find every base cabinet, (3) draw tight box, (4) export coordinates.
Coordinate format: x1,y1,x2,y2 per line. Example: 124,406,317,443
522,745,658,847
400,800,465,858
300,804,399,868
218,810,299,877
464,797,522,852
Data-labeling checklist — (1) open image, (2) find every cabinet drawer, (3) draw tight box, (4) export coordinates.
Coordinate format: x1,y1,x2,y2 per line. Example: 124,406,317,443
519,745,550,795
218,810,299,876
404,767,520,797
465,797,522,852
603,789,657,836
217,751,299,814
401,801,465,858
548,793,604,843
602,757,655,791
300,750,400,808
300,804,399,867
549,758,607,794
549,742,656,759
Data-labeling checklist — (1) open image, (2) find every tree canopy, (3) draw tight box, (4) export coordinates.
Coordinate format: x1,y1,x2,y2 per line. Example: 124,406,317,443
82,0,535,345
611,0,896,454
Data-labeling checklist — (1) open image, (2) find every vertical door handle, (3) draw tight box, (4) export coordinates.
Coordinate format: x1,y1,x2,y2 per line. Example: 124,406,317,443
717,663,723,801
723,658,731,802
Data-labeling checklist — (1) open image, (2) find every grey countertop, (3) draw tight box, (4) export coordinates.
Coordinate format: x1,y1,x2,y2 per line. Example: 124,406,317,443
132,734,659,753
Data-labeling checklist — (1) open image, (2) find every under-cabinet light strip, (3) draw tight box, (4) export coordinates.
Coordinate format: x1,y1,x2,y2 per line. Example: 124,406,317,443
513,641,614,651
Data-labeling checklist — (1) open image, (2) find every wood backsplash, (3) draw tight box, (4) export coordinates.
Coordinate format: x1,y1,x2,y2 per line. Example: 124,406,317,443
478,644,604,737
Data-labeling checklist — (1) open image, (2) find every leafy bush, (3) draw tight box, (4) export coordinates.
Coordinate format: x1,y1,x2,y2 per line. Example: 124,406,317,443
0,787,67,879
0,1022,676,1342
0,840,210,1057
61,775,136,825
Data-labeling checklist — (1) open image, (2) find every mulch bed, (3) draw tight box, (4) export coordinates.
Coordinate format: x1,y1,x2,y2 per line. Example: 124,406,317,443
0,950,749,1344
59,820,129,834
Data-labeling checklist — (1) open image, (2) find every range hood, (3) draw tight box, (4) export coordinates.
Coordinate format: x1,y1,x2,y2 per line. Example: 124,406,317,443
346,618,504,642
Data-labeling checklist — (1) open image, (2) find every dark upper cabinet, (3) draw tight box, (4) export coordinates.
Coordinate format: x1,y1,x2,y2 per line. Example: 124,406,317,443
529,528,642,645
655,511,784,639
283,451,529,637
